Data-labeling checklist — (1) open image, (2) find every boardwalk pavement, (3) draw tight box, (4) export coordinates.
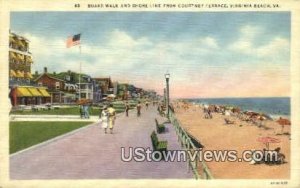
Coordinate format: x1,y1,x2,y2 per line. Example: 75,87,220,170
10,106,193,179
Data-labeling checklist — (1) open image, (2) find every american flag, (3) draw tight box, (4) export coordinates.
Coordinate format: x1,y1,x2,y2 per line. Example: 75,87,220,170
66,34,81,48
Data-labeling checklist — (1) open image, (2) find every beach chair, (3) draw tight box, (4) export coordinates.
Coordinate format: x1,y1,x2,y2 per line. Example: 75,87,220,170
224,118,235,124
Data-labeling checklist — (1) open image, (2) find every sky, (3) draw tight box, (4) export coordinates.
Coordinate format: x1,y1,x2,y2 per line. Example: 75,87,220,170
10,12,290,98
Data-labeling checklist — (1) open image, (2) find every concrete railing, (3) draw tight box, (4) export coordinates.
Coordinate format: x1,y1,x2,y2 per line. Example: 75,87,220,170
169,110,213,180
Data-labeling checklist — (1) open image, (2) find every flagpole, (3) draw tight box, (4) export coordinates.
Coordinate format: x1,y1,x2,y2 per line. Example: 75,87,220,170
79,45,81,100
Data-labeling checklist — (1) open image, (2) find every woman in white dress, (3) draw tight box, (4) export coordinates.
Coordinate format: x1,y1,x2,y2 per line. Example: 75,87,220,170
100,106,109,134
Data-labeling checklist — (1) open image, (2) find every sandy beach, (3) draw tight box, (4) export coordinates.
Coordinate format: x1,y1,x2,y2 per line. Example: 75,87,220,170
174,102,291,179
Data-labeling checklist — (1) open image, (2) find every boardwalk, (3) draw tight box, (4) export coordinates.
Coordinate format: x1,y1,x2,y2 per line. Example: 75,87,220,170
10,106,193,179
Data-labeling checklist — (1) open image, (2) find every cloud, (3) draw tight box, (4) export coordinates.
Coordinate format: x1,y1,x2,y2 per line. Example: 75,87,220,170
228,25,290,64
228,25,263,53
199,37,219,49
107,29,152,49
256,37,290,58
20,28,290,97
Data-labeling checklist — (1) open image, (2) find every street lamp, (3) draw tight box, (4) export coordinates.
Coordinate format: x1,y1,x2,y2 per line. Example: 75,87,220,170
165,73,170,118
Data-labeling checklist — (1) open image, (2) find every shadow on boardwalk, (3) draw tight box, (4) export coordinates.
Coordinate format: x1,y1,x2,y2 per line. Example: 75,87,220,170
10,106,193,179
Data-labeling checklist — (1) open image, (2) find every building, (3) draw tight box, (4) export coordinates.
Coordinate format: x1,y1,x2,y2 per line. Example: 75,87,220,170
92,80,102,103
8,31,51,107
34,68,95,103
9,86,51,106
77,75,94,101
9,31,33,83
93,77,114,98
34,68,69,104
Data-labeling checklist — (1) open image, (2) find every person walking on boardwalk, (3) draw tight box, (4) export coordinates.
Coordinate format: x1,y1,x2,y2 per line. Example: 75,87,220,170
107,104,116,134
83,104,90,119
137,101,142,117
145,101,149,110
125,102,130,117
100,105,109,134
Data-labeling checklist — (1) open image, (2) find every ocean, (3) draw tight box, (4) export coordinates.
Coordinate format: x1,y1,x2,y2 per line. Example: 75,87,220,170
187,97,290,118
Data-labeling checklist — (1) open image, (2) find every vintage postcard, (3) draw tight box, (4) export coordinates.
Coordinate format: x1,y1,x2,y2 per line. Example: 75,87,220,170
0,0,300,187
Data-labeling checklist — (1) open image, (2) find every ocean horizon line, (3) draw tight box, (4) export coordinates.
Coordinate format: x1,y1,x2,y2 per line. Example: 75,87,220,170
174,96,290,100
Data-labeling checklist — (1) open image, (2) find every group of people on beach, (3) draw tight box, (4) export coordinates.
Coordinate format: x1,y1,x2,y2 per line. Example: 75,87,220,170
251,147,286,165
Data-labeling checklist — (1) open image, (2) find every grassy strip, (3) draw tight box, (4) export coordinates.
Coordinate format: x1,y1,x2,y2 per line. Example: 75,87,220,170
10,121,93,154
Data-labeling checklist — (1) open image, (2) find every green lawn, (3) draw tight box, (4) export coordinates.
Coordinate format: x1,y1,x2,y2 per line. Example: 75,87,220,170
9,121,93,154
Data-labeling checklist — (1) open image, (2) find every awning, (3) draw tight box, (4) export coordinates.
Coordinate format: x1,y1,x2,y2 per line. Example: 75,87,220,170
10,36,16,43
37,88,51,97
26,56,33,64
24,72,33,79
16,54,24,62
16,39,25,47
27,87,43,97
16,87,32,97
16,70,24,78
10,70,17,77
9,51,17,60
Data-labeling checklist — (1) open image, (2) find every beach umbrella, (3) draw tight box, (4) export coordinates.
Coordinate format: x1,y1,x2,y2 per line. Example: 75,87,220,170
276,117,291,133
257,136,280,150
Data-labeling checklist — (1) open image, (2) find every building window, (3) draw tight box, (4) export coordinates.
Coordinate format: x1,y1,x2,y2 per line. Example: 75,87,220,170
55,82,60,89
65,75,70,81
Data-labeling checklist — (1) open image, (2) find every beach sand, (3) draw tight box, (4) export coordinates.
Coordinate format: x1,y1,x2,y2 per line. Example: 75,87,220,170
174,102,290,179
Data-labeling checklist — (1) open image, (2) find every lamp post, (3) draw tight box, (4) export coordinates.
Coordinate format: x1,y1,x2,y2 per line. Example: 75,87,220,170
163,88,166,107
165,73,170,118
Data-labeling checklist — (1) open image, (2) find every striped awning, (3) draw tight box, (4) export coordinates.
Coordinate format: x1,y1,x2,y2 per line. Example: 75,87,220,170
16,39,25,47
24,72,33,79
10,70,17,77
37,88,51,97
16,70,24,78
16,54,24,62
9,51,17,60
26,56,33,63
10,36,17,43
27,87,43,97
16,87,32,97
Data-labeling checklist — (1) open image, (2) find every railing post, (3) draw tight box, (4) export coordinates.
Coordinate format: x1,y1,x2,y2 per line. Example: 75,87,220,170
195,149,198,172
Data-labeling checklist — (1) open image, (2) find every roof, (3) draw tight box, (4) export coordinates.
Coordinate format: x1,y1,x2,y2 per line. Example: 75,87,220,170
54,71,91,83
93,77,113,86
34,73,65,82
10,31,30,42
